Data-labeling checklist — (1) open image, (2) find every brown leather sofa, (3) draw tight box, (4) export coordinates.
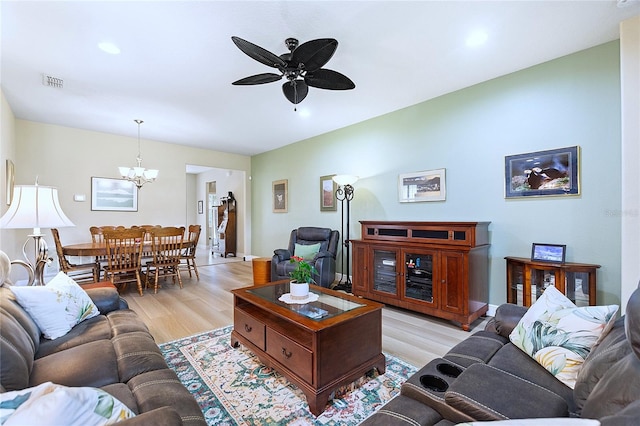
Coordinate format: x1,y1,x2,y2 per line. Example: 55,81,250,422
0,263,206,425
362,284,640,425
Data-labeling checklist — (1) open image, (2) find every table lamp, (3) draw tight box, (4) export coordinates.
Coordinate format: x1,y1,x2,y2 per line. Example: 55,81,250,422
0,180,74,285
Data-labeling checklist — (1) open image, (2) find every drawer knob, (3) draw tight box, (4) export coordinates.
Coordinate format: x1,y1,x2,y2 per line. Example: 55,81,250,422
282,347,292,359
244,324,252,332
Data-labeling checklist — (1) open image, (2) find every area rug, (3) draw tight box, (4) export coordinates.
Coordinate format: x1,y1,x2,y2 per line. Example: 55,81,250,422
159,325,417,425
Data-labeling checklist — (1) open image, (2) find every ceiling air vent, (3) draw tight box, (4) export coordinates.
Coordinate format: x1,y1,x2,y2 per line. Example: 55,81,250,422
42,74,63,89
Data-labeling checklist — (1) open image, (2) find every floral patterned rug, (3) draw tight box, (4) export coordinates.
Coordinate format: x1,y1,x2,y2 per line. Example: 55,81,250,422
159,325,417,425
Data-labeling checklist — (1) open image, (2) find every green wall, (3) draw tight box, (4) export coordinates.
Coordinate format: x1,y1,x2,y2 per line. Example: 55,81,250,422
251,41,622,307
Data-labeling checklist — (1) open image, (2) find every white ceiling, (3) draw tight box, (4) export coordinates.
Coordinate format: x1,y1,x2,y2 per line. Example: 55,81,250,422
2,1,639,157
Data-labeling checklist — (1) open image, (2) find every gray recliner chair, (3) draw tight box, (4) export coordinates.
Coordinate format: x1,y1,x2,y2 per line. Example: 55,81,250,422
271,227,340,288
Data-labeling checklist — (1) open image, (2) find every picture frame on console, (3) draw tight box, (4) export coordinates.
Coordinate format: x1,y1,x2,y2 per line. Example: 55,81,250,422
272,179,288,213
531,243,566,263
398,168,446,202
505,146,580,199
91,177,138,212
320,174,337,211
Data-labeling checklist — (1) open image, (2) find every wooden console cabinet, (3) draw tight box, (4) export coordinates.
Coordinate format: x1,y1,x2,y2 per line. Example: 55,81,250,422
351,221,490,331
505,257,600,307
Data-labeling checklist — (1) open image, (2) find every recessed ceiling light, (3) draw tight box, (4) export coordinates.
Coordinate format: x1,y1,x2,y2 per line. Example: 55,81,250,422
98,42,121,54
466,31,488,47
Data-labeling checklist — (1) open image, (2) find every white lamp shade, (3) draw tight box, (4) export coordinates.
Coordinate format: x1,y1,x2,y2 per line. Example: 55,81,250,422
143,169,159,180
0,185,74,232
333,175,359,186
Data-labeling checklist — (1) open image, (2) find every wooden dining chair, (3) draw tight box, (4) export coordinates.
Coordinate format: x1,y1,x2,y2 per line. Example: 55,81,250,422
180,224,201,280
90,226,125,279
144,226,185,294
51,228,99,284
102,228,146,296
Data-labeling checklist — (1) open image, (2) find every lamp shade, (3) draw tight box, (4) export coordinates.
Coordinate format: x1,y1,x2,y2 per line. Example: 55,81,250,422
0,185,74,234
333,175,359,186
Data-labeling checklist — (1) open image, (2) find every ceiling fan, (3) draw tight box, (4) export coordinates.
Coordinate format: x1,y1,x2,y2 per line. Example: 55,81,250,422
231,36,355,105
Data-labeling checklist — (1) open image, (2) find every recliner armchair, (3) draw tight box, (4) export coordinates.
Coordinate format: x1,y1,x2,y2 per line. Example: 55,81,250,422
271,227,340,288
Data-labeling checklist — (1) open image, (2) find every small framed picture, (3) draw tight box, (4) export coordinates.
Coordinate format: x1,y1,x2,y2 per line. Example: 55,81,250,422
272,179,288,213
198,200,204,214
320,174,337,211
398,168,446,202
91,177,138,212
531,243,566,263
505,146,580,198
6,159,14,205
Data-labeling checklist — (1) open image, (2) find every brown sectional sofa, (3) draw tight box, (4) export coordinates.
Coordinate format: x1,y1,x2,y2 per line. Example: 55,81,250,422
362,284,640,425
0,281,206,425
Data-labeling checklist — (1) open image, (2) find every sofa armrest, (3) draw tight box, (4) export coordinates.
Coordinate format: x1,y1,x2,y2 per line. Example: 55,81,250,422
273,249,291,262
119,407,183,426
444,363,569,421
85,287,122,314
491,303,529,338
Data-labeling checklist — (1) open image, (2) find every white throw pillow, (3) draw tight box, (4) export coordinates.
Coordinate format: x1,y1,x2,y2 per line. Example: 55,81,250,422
11,272,100,340
0,382,136,425
509,285,618,389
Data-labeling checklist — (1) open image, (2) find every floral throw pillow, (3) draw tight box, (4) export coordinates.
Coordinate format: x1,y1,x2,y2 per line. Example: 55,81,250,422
11,272,100,339
0,382,135,425
509,285,618,389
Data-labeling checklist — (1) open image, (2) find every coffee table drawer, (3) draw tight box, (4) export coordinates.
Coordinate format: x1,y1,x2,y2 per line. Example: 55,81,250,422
234,309,265,350
266,328,313,384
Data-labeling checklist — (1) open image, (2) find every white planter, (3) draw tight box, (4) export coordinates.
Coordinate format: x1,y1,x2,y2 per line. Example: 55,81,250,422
290,281,309,300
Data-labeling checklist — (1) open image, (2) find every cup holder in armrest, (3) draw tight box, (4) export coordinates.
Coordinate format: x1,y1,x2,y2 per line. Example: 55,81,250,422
419,374,449,392
436,362,463,378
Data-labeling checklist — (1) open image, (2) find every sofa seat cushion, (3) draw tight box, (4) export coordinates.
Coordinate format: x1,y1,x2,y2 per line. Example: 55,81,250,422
35,315,111,359
127,368,206,425
444,363,569,421
0,381,135,425
487,343,576,413
359,394,444,426
29,340,119,389
112,331,168,382
443,331,508,368
101,382,140,414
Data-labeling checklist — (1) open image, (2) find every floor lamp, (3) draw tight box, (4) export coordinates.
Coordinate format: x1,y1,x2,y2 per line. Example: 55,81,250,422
333,175,358,292
0,181,75,285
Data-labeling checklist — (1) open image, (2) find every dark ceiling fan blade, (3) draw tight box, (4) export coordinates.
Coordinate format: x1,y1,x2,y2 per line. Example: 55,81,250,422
282,80,309,104
231,36,286,68
232,73,282,85
305,69,355,90
291,38,337,71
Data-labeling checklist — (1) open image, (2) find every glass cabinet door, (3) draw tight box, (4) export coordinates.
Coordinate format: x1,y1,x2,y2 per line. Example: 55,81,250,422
404,252,434,303
372,249,398,295
565,271,591,306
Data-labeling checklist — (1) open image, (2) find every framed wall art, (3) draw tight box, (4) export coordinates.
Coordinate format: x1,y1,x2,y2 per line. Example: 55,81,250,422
531,243,566,263
505,146,580,198
398,168,446,202
320,174,337,211
272,179,288,213
91,177,138,211
6,159,14,205
198,200,204,214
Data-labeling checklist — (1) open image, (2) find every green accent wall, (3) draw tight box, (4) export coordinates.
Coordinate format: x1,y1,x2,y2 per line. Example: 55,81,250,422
251,41,622,307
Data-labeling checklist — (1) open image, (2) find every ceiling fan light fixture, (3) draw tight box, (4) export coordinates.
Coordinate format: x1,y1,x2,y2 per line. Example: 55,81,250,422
231,36,355,105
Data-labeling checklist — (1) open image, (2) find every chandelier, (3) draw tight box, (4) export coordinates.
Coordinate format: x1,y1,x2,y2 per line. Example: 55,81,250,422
118,119,159,188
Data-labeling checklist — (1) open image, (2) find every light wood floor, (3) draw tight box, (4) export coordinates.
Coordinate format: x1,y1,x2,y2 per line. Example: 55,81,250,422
122,258,489,368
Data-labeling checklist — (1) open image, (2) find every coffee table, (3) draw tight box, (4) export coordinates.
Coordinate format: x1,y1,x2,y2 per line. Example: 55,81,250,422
230,281,385,416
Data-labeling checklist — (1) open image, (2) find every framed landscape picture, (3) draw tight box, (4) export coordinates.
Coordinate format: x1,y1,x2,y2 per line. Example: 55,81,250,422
505,146,580,198
91,177,138,211
531,243,566,263
320,174,337,211
272,179,288,213
398,168,446,202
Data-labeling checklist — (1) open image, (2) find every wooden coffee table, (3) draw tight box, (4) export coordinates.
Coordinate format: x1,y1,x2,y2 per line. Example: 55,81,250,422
230,281,385,416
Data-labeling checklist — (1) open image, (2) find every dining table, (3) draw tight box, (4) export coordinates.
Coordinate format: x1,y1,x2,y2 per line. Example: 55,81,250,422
62,239,196,257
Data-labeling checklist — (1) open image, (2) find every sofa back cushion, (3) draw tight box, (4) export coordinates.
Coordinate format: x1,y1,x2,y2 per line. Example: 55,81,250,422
0,311,37,391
